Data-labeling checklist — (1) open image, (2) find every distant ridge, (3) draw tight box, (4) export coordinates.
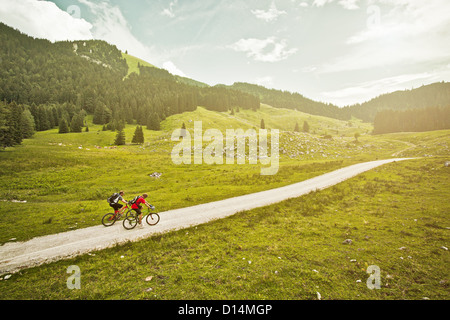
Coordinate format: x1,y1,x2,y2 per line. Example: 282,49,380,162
224,82,351,121
343,82,450,122
1,21,450,126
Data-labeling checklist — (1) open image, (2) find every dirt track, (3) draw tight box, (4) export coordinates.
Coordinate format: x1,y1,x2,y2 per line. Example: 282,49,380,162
0,158,412,275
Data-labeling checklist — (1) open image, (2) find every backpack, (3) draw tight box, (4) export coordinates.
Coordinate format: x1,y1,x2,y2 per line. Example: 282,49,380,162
129,195,140,205
107,193,120,204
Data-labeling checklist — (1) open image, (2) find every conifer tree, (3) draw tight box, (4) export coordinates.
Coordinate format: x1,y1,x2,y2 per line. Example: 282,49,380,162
260,119,265,129
37,105,50,131
9,102,23,145
132,125,144,144
0,102,9,148
58,118,69,134
138,126,144,143
114,128,126,145
303,121,310,133
70,114,83,133
294,122,299,132
132,126,138,144
180,122,187,137
21,108,35,139
0,102,22,146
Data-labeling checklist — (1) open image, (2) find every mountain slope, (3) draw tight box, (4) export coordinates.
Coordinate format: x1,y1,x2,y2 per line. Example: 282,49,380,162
2,20,450,137
225,82,351,121
344,82,450,122
159,104,372,139
122,52,155,77
0,22,258,147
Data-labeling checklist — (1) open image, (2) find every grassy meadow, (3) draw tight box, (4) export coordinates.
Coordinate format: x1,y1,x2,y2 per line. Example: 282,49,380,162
0,104,449,300
0,157,448,299
0,105,423,244
122,52,155,78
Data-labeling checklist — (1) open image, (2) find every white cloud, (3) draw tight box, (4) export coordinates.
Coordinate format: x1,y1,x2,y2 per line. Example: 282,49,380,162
0,0,93,42
338,0,360,10
252,2,287,22
161,0,178,18
348,0,450,44
163,61,186,77
312,0,334,7
313,0,360,10
230,37,298,62
77,0,160,66
318,0,450,74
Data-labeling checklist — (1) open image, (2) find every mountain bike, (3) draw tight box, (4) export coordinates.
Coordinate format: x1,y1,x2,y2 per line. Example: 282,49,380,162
123,206,160,230
102,205,134,227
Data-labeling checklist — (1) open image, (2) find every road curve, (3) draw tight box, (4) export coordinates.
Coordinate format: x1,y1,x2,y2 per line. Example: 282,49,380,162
0,158,412,275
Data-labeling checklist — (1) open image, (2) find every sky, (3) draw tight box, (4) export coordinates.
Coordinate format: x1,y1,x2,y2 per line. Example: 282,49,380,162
0,0,449,106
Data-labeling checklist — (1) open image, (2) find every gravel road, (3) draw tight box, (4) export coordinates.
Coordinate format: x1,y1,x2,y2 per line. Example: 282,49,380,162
0,158,411,275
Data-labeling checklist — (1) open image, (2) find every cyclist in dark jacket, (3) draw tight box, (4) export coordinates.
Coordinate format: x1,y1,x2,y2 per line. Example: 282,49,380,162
109,191,128,214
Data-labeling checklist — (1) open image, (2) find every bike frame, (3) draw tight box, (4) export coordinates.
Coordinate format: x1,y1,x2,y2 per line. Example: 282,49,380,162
123,207,160,230
111,204,130,220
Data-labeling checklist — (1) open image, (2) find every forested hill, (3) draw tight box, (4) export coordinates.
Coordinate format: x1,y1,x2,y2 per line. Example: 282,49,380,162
343,82,450,122
226,82,351,121
2,21,450,149
373,105,450,134
0,22,259,148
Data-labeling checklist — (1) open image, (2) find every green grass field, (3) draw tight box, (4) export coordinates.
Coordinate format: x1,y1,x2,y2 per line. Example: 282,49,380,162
0,158,448,299
122,52,155,78
0,105,449,300
0,105,430,244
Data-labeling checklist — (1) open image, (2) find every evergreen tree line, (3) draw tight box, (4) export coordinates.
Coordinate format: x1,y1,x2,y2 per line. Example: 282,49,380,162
344,82,450,122
373,106,450,134
27,102,87,133
3,22,450,145
0,98,92,148
198,86,260,112
228,82,351,120
0,100,35,148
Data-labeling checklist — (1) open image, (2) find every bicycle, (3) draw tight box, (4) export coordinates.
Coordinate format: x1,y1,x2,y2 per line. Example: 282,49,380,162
102,205,134,227
123,206,160,230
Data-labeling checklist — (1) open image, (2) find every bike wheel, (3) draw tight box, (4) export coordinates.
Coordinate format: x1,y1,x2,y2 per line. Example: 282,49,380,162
102,213,116,227
123,215,138,230
146,213,160,226
125,209,136,219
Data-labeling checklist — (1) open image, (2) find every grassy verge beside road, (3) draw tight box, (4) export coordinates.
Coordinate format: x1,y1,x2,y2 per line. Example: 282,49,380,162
0,158,448,299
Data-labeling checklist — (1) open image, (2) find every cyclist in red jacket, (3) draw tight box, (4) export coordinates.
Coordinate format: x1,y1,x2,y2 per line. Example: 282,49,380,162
131,193,153,227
